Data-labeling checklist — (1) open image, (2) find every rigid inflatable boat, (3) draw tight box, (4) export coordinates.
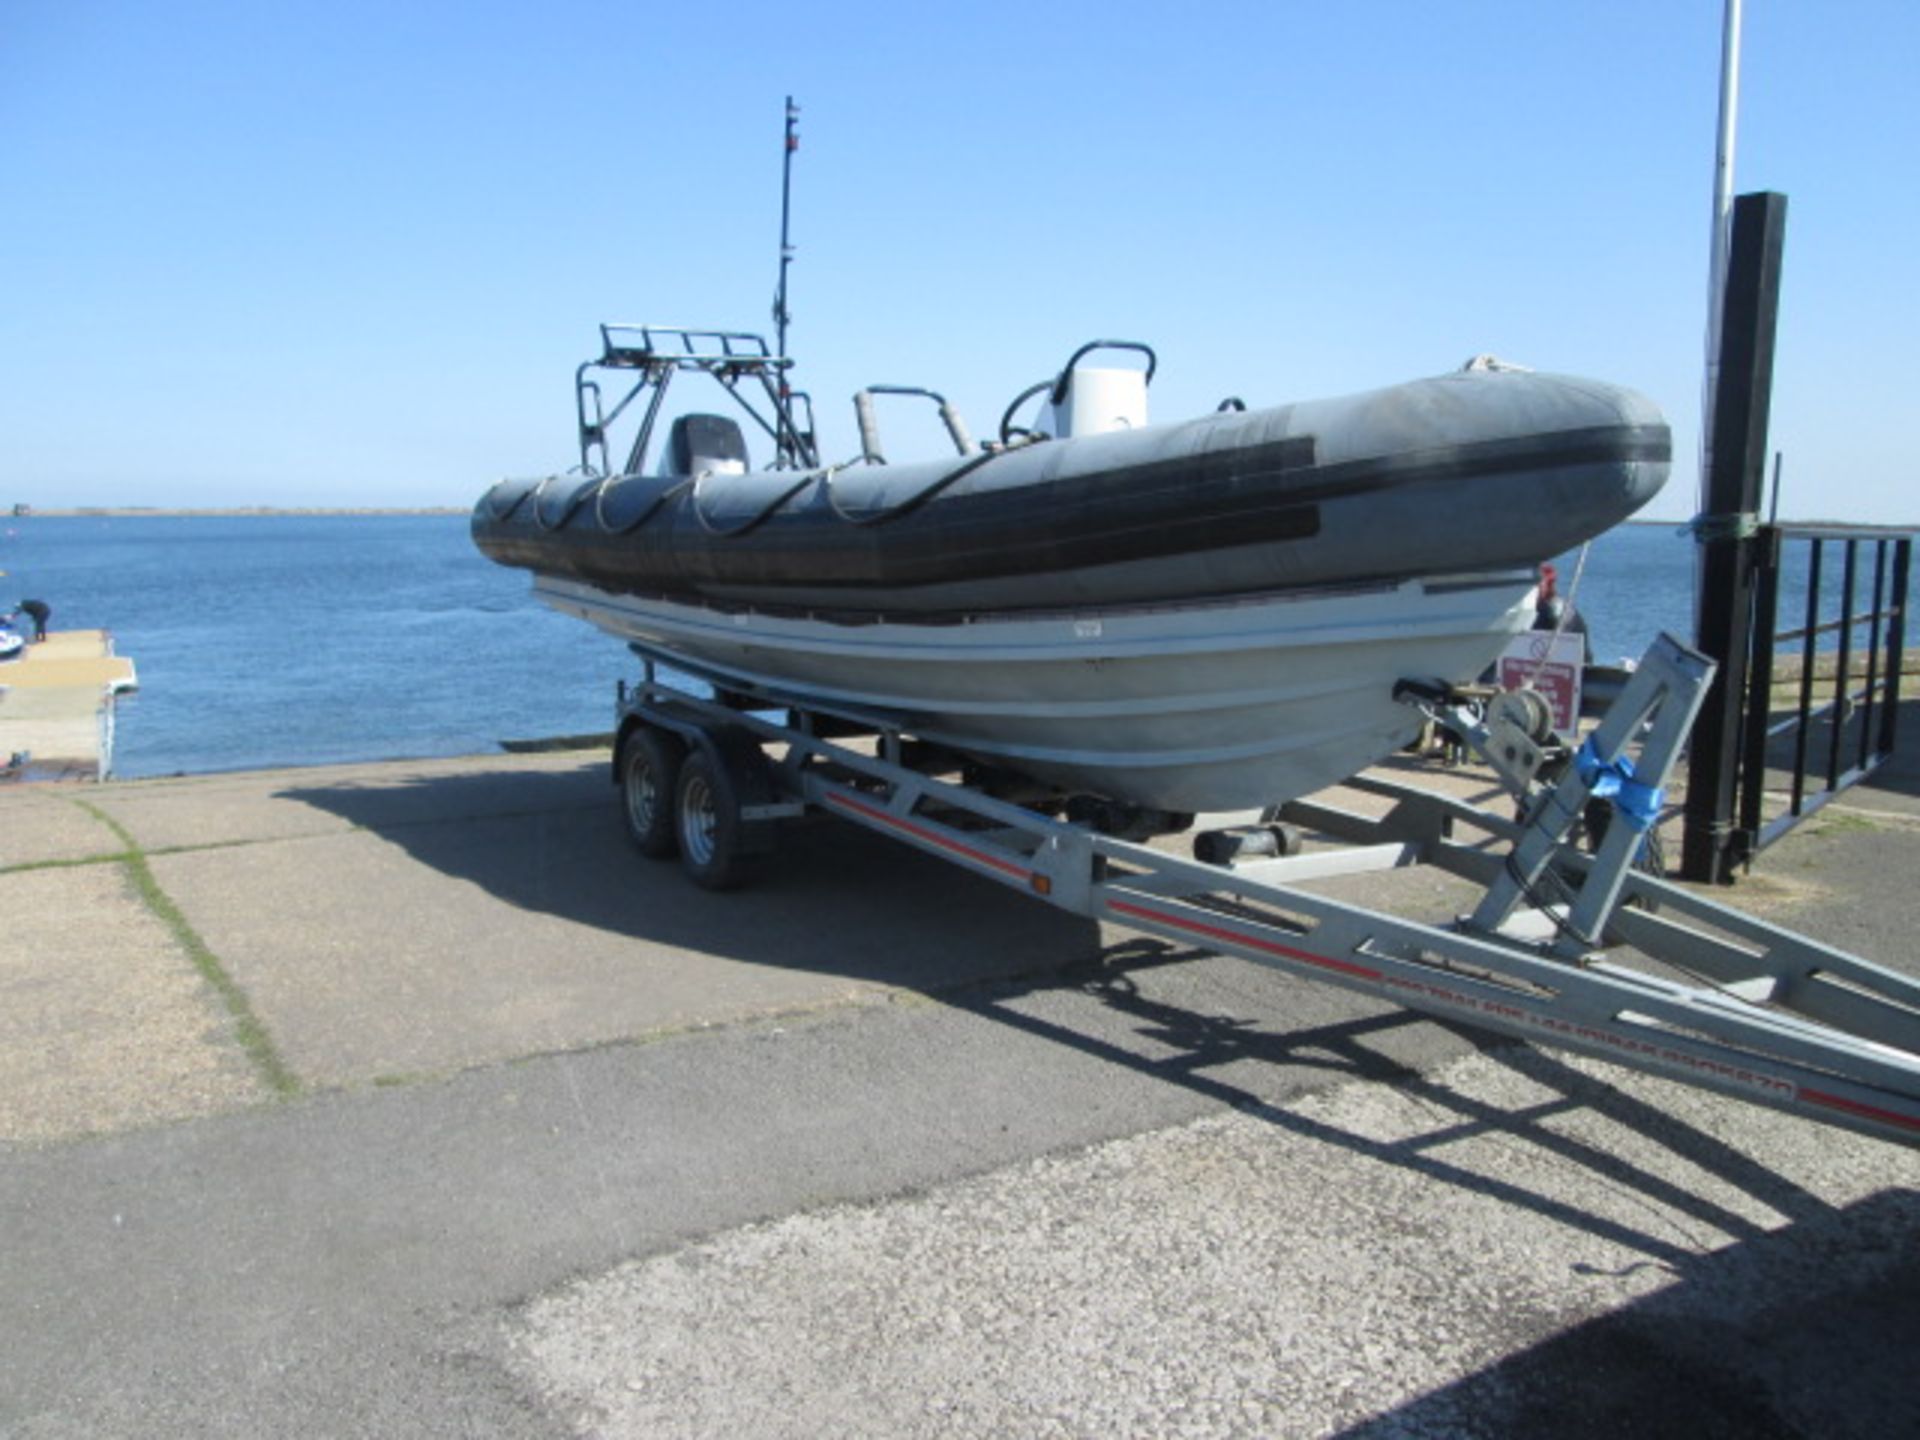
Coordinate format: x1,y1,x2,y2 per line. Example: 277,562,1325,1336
473,329,1668,812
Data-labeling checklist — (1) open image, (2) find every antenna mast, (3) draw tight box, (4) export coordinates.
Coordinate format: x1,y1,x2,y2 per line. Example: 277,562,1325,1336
773,96,799,364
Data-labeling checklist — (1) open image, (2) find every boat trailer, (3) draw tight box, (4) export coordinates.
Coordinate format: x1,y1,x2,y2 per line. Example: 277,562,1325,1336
609,632,1920,1151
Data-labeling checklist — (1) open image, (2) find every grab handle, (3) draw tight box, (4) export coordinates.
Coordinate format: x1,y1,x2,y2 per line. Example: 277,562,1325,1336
852,385,978,465
1048,340,1157,407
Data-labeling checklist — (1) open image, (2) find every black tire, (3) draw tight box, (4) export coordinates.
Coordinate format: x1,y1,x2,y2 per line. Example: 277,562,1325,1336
674,747,747,891
621,727,684,859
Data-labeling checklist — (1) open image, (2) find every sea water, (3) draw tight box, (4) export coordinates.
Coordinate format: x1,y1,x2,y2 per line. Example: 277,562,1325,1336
0,514,1899,779
3,514,633,778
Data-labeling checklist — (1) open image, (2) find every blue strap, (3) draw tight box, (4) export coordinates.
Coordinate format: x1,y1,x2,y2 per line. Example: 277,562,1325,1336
1575,737,1664,833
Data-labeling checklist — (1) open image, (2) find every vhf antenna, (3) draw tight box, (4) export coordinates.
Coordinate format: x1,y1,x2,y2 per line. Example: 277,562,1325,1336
773,96,799,366
771,95,801,467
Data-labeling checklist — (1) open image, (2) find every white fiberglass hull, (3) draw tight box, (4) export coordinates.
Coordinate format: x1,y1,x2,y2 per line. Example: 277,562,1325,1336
538,572,1536,812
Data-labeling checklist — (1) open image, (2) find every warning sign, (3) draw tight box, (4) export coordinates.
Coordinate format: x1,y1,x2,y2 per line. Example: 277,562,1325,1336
1496,631,1585,740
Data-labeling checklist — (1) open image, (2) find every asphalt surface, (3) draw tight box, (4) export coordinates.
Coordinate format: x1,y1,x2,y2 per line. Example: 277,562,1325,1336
2,730,1917,1437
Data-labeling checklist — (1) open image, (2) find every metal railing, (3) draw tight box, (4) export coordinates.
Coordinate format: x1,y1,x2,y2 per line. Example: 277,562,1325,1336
1733,524,1912,863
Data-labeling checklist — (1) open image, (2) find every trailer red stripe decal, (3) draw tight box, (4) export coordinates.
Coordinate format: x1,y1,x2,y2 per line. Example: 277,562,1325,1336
825,792,1034,882
1798,1086,1920,1133
1105,898,1381,981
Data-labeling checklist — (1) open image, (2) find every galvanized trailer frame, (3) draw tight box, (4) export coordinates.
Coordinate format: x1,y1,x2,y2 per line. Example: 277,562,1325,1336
610,633,1920,1151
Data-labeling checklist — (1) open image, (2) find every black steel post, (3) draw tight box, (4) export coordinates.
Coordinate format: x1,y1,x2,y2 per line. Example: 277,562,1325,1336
1682,191,1789,883
1829,541,1858,788
1734,524,1783,868
1789,538,1822,818
1860,540,1888,772
1882,539,1912,758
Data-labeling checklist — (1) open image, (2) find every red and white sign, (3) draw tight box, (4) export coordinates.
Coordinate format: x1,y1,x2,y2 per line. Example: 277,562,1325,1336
1496,631,1584,740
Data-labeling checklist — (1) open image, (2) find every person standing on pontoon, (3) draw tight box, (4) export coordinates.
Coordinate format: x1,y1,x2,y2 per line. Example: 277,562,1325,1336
15,599,49,642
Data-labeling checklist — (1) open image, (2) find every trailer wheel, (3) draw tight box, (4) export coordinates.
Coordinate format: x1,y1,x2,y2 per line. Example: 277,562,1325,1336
621,728,684,859
674,748,748,891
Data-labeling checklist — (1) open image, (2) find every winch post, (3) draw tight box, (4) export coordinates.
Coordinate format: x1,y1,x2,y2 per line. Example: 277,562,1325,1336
1467,633,1715,949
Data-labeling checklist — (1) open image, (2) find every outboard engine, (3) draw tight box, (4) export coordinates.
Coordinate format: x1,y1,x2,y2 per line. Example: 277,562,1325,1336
663,413,750,477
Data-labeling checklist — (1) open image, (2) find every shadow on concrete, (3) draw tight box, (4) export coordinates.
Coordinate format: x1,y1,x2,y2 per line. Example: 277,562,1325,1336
974,950,1920,1436
1331,1189,1920,1440
971,944,1853,1264
282,759,1916,1436
277,759,1106,994
282,760,1890,1230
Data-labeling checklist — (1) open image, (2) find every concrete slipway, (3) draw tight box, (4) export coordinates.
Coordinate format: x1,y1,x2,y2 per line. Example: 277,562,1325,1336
0,628,137,782
1,735,1917,1437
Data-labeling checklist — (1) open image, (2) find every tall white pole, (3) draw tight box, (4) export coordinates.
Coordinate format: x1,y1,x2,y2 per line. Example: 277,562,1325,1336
1699,0,1744,519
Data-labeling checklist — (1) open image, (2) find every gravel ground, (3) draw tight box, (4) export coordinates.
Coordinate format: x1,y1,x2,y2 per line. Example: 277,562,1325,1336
509,1046,1920,1439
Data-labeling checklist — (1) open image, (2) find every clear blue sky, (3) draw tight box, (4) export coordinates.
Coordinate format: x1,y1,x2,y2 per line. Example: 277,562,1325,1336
4,1,1914,521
